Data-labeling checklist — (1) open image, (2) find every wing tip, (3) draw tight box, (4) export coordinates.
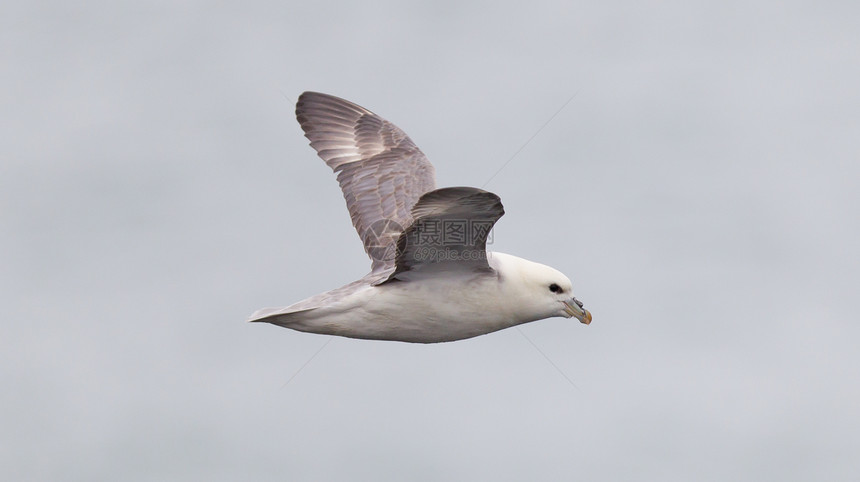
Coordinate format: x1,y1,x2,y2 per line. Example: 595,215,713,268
412,186,504,218
296,91,367,117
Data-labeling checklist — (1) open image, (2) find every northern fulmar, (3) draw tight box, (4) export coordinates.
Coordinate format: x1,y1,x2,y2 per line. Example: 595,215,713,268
249,92,592,343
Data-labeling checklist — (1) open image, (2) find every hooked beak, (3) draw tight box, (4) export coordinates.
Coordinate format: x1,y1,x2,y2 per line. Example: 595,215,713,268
563,298,592,325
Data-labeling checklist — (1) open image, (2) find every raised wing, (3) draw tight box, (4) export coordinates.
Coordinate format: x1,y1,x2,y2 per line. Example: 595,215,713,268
382,187,505,283
296,92,436,274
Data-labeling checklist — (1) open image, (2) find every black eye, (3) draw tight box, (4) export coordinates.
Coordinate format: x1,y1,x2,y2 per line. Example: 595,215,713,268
548,283,562,293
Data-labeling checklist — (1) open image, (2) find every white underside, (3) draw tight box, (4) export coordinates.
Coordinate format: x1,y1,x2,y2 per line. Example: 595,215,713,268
256,252,562,343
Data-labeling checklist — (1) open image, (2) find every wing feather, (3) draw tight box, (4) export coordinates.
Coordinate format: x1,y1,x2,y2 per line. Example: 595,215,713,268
381,187,505,283
296,92,436,274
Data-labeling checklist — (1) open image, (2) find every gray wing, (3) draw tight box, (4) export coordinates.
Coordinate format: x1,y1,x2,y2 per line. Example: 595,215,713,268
296,92,437,275
381,187,505,283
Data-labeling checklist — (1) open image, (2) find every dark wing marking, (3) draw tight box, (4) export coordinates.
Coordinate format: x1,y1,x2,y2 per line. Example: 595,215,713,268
381,187,505,283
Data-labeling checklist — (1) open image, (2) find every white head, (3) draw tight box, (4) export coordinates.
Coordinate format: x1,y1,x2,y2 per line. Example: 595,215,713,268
488,252,592,325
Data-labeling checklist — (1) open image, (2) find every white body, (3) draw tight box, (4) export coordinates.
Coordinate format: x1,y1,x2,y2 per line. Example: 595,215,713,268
261,252,581,343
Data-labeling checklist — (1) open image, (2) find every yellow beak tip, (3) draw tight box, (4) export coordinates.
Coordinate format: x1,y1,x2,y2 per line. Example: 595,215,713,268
582,310,592,325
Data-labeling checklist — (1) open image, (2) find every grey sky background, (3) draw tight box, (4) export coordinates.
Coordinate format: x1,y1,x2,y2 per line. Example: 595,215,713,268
2,1,859,480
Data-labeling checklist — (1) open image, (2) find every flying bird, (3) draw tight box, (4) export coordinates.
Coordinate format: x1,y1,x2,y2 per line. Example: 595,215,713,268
249,92,591,343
